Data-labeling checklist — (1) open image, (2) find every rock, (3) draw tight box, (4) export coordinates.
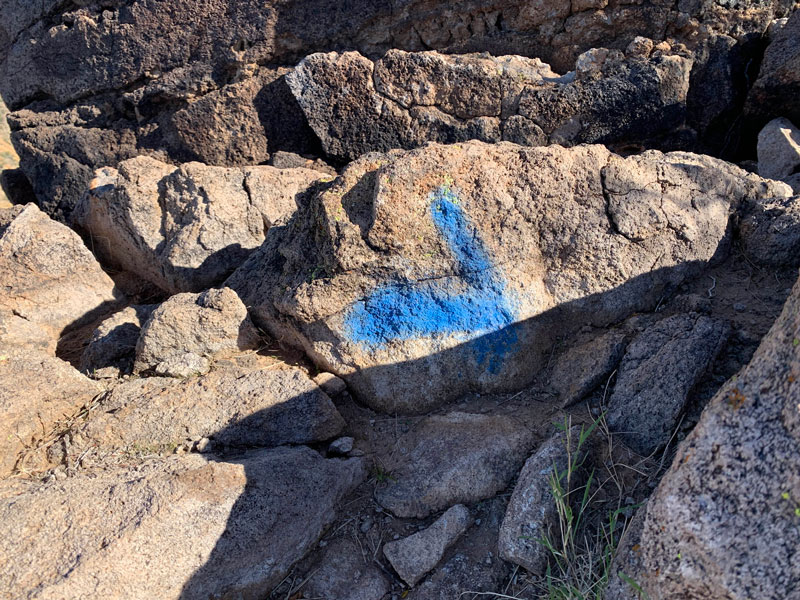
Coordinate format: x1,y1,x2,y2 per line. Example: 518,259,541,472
384,504,473,586
313,372,348,395
152,353,211,379
407,496,510,600
303,538,389,600
0,203,120,350
73,156,326,293
0,350,101,477
328,437,355,456
80,305,157,376
738,194,800,267
288,48,691,162
498,428,580,575
607,314,730,456
228,141,788,413
374,412,536,518
133,288,261,375
757,117,800,181
787,173,800,194
605,263,800,599
69,366,345,460
549,330,628,407
746,9,800,130
0,446,365,599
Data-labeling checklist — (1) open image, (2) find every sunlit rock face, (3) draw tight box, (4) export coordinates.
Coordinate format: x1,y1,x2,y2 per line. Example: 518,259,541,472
227,140,788,413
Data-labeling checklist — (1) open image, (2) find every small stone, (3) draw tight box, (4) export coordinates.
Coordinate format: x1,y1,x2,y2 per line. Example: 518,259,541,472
360,517,373,533
154,353,210,379
626,36,654,58
194,438,211,453
318,540,328,547
383,504,473,587
734,302,747,312
313,372,348,395
328,436,354,455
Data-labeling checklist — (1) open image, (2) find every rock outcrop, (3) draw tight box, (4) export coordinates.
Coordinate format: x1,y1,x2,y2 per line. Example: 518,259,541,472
606,271,800,600
0,447,365,600
73,157,327,293
228,140,789,413
0,203,120,350
289,47,693,162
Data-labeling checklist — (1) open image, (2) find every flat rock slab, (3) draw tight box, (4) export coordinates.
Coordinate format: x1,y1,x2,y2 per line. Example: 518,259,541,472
71,365,345,460
0,351,101,477
384,504,473,586
498,428,578,575
73,157,326,293
549,330,628,407
606,249,800,599
288,48,691,162
228,140,788,413
607,313,730,456
0,203,119,349
0,446,365,600
133,287,261,376
375,412,536,518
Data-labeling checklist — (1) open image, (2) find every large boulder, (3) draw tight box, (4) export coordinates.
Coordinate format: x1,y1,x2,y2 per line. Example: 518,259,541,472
73,156,327,293
757,117,800,181
0,446,365,600
227,141,790,413
288,47,692,162
745,9,800,130
606,271,800,600
2,1,793,219
0,203,120,350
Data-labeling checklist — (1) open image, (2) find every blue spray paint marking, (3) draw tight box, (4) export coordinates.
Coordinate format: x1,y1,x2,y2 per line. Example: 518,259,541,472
343,185,519,373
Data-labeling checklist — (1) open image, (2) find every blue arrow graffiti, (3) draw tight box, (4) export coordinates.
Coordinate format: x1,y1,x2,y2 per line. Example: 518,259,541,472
343,184,520,373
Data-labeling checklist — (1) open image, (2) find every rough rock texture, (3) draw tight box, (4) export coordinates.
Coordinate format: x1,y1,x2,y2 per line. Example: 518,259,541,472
374,412,536,518
288,48,691,162
549,330,628,407
303,538,389,600
3,1,794,218
738,194,800,267
73,156,327,293
498,429,577,575
80,304,157,376
133,288,261,376
746,9,800,130
606,269,800,600
0,203,120,349
757,117,800,180
384,504,473,586
607,314,730,456
0,447,365,600
228,141,789,413
68,365,345,459
0,351,101,478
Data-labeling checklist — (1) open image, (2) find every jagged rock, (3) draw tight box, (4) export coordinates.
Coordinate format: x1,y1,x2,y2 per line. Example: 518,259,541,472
0,446,365,600
81,304,157,377
69,365,345,461
605,266,800,600
375,412,535,518
3,2,792,218
228,141,789,413
133,288,261,375
0,203,120,350
746,9,800,129
73,156,326,293
738,194,800,267
757,117,800,181
288,48,691,162
0,351,101,477
384,504,473,586
303,538,389,600
549,330,628,407
607,314,730,456
498,428,580,575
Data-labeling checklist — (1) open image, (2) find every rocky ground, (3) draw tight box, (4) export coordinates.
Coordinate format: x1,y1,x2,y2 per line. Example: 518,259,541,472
1,2,800,600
